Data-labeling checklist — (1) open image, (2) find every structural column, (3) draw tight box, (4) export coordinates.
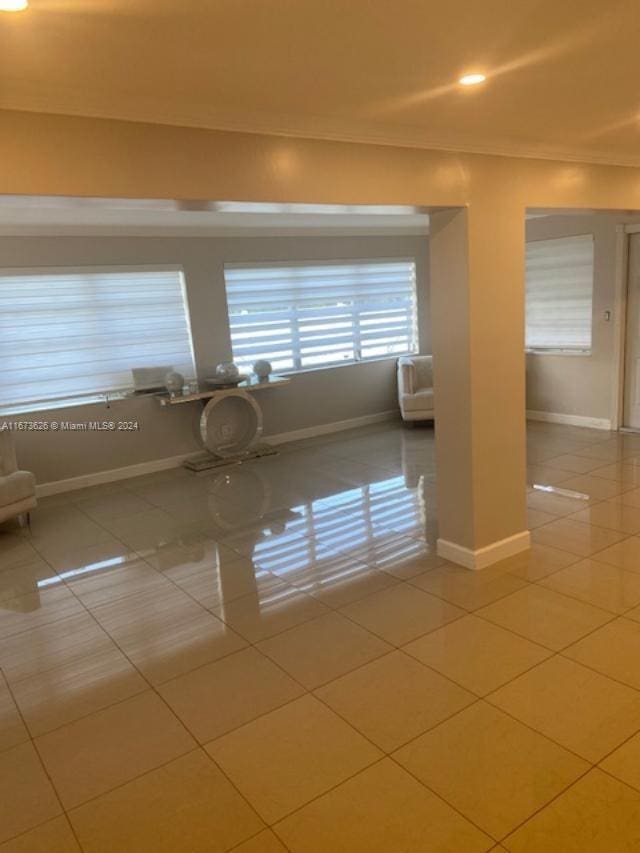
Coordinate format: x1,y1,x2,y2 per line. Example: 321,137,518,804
430,200,529,569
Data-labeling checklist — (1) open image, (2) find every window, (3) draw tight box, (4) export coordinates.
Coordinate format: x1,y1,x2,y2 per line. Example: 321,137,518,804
0,267,195,410
525,234,594,352
224,259,418,373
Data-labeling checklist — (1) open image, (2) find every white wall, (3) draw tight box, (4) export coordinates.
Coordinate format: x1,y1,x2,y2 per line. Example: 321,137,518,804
1,233,429,484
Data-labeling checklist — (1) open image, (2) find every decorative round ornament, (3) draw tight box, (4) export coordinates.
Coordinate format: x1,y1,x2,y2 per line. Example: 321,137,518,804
215,362,240,381
164,371,185,394
252,360,272,381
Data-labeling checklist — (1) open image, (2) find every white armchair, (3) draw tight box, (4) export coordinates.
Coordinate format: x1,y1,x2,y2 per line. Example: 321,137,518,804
397,356,435,423
0,430,37,526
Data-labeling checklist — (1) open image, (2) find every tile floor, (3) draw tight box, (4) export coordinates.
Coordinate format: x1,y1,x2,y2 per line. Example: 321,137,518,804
4,420,640,849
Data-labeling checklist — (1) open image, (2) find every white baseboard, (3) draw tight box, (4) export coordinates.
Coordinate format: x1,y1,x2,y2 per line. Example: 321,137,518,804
36,452,199,497
527,410,612,431
437,530,531,570
265,410,399,446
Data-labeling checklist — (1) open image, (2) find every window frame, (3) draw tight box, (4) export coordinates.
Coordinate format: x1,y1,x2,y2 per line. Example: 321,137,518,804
223,256,419,376
0,263,196,415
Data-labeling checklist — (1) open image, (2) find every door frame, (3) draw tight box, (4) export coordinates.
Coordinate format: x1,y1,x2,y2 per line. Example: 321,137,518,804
613,224,640,430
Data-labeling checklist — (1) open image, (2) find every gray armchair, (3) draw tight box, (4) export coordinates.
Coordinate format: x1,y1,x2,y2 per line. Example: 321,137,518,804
0,430,37,526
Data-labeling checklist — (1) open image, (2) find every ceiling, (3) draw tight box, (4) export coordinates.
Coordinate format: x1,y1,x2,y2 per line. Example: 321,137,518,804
1,1,640,167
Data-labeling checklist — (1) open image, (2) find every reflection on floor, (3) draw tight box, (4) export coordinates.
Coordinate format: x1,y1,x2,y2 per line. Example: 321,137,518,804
4,420,640,849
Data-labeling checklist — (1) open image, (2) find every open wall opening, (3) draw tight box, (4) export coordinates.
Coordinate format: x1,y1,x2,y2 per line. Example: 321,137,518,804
524,208,640,432
0,196,432,488
524,207,640,538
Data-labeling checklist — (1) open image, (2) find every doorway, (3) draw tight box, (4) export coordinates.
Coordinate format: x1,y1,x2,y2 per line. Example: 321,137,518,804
623,232,640,429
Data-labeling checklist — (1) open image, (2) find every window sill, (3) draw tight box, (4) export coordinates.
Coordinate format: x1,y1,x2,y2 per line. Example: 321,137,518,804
273,352,419,379
526,349,592,358
0,389,158,418
0,355,412,417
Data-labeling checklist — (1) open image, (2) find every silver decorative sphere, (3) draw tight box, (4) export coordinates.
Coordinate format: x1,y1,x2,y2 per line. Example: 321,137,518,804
164,371,184,394
215,362,240,381
253,360,272,380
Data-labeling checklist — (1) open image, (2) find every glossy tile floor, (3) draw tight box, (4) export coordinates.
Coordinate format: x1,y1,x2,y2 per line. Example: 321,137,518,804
5,421,640,849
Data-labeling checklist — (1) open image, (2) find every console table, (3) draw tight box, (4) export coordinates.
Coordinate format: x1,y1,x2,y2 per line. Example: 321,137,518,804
156,375,291,471
155,375,291,406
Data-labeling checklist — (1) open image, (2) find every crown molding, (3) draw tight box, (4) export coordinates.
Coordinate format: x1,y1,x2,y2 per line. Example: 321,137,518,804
2,81,639,170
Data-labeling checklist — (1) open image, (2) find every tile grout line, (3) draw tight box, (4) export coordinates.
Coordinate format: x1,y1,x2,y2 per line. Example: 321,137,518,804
0,668,85,851
17,511,258,813
0,573,453,746
595,763,640,795
146,555,508,842
5,510,626,682
5,424,640,847
493,761,596,847
252,634,610,846
480,689,624,769
226,825,295,853
0,814,81,852
6,484,629,753
528,560,640,619
26,487,455,838
471,591,619,652
385,751,500,847
26,510,279,846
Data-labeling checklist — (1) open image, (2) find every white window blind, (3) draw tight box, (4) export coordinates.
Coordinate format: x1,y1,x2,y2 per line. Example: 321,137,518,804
0,267,195,409
224,259,418,373
525,234,594,351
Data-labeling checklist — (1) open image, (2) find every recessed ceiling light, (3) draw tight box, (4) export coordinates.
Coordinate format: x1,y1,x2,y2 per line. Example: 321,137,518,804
459,73,486,86
0,0,28,9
